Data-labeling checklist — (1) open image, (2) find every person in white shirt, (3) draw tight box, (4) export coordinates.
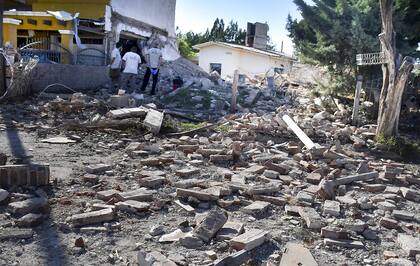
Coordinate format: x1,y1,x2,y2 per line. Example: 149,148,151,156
109,42,122,91
121,46,141,93
140,43,163,95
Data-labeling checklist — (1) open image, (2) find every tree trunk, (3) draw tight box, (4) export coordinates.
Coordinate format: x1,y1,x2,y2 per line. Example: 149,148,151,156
376,0,414,137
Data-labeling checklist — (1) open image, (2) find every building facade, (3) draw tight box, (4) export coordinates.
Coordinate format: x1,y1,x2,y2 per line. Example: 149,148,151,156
3,0,179,65
193,41,295,78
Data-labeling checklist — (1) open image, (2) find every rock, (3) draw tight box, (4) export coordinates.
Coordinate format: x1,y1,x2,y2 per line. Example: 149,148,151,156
383,258,415,266
139,176,165,188
70,208,115,227
263,170,279,179
299,207,324,230
214,250,250,266
0,189,9,203
17,213,44,227
173,199,195,213
115,200,150,213
96,189,120,201
377,201,397,212
194,207,228,242
345,219,367,233
306,172,322,184
323,200,340,217
279,242,318,266
205,250,218,260
74,237,85,248
179,235,204,249
176,168,200,178
296,191,314,204
245,165,266,175
143,109,164,134
362,228,378,240
380,217,399,229
159,228,192,243
242,201,270,216
397,234,420,257
320,226,350,240
230,229,268,251
383,250,398,260
216,221,245,240
0,228,33,240
116,189,154,201
149,225,165,236
400,188,420,202
8,197,49,215
323,238,364,249
85,164,111,174
176,188,218,201
392,210,414,221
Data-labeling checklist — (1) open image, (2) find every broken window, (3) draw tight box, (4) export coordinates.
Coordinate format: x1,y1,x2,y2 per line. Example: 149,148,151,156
210,63,222,75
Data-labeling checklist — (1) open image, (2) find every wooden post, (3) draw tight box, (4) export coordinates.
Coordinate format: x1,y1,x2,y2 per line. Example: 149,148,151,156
230,69,239,113
352,75,363,125
0,2,6,96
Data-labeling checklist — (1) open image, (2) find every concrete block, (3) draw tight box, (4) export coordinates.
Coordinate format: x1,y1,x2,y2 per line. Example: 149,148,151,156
70,208,115,227
143,109,164,134
230,229,268,251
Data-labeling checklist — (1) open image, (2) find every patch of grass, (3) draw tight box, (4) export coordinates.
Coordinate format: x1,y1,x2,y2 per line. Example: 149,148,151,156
179,122,206,132
376,134,420,161
216,124,231,133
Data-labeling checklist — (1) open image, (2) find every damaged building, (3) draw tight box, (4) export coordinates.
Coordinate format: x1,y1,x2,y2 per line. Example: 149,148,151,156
3,0,179,65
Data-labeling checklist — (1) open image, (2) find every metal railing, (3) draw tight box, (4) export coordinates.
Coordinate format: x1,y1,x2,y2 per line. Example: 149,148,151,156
356,52,387,66
19,41,74,64
76,48,106,66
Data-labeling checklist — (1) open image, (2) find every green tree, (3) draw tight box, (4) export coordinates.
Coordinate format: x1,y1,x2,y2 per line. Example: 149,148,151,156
287,0,419,95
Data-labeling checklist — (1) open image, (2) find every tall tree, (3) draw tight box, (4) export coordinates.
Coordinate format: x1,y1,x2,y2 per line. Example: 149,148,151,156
287,0,381,93
376,0,414,137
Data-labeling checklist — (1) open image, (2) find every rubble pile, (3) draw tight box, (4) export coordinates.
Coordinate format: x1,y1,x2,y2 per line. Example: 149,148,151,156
0,75,419,265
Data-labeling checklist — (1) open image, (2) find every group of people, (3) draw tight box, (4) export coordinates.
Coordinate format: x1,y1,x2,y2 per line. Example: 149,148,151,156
109,42,162,96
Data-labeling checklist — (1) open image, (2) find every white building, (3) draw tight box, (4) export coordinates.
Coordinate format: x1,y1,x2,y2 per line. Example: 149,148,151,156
193,41,295,78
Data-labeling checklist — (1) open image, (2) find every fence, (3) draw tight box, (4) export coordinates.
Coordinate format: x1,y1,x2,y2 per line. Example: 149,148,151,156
76,48,106,66
19,41,73,64
18,41,106,66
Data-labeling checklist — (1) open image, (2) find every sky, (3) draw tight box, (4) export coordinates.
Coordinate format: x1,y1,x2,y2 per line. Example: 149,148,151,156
175,0,302,55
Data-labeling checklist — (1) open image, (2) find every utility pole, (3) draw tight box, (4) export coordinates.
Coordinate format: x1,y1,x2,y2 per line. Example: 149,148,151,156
0,0,6,96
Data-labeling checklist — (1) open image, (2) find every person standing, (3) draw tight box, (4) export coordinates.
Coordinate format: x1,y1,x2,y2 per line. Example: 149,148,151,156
121,46,141,93
140,43,163,95
109,42,122,92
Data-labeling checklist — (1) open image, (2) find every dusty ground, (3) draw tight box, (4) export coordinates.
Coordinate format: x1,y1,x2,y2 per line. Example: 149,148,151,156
0,83,419,266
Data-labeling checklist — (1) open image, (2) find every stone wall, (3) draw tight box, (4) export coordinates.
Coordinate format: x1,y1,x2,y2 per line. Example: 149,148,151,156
31,63,111,93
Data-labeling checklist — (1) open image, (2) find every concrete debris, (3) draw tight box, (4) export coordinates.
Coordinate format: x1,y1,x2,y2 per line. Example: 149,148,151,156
194,207,228,242
397,234,420,257
70,208,115,227
8,197,49,215
280,242,318,266
40,137,76,144
230,229,269,251
143,109,164,134
1,64,420,265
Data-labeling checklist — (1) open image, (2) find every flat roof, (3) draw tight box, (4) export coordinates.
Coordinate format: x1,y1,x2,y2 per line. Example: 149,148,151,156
193,41,295,60
4,10,53,17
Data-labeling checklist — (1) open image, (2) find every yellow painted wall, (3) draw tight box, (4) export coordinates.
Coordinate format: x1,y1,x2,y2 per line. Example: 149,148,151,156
3,24,18,47
4,15,73,31
32,0,108,19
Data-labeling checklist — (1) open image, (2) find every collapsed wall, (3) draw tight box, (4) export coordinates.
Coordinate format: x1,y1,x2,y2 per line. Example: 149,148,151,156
105,0,180,61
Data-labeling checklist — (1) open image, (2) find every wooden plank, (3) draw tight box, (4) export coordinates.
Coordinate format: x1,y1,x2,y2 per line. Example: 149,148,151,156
352,75,363,125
